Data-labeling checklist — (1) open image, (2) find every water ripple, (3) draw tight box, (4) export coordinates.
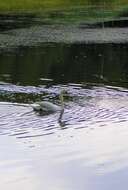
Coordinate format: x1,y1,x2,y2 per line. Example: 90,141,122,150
0,83,128,140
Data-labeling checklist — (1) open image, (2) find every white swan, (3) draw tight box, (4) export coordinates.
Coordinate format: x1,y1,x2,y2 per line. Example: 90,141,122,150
31,90,65,120
31,101,62,112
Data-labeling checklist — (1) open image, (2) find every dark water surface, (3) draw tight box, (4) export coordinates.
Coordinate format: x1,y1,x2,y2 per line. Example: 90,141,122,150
1,42,128,190
1,43,128,86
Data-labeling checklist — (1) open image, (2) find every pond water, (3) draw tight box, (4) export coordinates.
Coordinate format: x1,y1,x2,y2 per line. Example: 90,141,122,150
1,42,128,190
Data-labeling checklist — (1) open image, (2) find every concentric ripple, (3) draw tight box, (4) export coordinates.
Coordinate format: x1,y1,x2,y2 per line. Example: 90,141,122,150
0,83,128,139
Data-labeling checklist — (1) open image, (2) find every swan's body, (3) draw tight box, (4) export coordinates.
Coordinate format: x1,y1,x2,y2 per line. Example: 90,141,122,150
31,90,65,121
31,101,62,113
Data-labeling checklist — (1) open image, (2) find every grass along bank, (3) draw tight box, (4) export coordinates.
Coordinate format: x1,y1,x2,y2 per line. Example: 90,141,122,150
0,0,127,12
0,1,128,24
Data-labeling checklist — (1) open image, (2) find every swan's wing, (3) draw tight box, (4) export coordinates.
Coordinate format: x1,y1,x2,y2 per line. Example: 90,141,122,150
38,101,61,112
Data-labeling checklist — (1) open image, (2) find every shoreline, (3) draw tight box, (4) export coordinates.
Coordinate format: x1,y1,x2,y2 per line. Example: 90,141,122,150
0,16,128,51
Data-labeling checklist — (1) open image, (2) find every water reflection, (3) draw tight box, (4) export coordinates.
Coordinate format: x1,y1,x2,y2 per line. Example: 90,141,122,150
1,42,128,189
0,43,128,87
0,83,128,138
1,83,128,189
1,84,128,190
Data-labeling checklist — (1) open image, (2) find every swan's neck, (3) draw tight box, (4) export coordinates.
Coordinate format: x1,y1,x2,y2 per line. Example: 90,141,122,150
58,91,65,122
59,93,64,110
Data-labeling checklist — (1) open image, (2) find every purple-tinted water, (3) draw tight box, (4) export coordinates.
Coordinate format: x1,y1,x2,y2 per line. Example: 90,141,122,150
0,83,128,190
